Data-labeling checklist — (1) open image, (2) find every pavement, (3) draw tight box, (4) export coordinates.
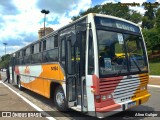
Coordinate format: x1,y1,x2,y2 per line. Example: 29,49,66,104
149,76,160,85
0,81,47,120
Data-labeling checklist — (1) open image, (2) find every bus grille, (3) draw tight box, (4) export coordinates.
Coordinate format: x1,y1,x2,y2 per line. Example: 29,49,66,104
99,75,148,103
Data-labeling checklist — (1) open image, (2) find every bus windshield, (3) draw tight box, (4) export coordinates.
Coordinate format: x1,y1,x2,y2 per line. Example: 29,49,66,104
97,29,148,77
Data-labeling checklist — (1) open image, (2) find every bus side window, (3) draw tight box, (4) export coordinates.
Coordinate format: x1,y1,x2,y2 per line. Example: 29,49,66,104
88,30,94,74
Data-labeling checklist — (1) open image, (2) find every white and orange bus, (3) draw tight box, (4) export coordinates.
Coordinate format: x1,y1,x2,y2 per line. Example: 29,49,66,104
9,13,150,118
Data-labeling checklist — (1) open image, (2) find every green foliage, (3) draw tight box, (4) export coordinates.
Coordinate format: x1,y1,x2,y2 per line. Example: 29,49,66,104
72,3,142,23
155,8,160,31
0,54,10,68
142,6,160,51
142,16,155,29
149,62,160,75
142,28,160,51
142,4,156,29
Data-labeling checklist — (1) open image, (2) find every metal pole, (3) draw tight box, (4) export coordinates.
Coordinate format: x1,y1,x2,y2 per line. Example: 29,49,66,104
3,43,7,55
44,13,46,36
41,9,49,37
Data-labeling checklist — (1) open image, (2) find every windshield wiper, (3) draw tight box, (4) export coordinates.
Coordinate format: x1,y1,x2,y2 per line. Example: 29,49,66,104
129,55,141,72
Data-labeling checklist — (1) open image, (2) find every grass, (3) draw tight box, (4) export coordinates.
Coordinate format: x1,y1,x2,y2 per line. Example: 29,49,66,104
149,61,160,75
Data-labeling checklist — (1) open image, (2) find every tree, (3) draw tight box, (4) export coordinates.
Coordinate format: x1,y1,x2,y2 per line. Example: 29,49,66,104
142,3,156,29
155,8,160,31
142,7,160,52
0,54,10,68
72,5,101,21
72,3,142,24
142,28,160,51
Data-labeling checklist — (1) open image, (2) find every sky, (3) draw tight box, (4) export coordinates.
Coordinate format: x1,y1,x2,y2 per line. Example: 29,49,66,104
0,0,159,56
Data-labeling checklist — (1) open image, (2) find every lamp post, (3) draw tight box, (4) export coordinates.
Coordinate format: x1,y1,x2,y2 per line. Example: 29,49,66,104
41,9,50,36
3,43,7,55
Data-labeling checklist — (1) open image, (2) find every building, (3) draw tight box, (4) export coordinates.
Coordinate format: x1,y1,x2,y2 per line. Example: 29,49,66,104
38,27,54,39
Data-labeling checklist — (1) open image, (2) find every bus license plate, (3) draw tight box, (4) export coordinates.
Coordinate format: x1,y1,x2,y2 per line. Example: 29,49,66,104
128,101,136,109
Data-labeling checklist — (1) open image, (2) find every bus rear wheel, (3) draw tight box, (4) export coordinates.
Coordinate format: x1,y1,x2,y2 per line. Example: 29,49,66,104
18,77,23,90
54,86,68,111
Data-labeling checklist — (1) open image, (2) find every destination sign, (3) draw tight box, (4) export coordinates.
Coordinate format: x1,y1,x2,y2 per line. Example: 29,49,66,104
116,23,135,32
94,16,140,33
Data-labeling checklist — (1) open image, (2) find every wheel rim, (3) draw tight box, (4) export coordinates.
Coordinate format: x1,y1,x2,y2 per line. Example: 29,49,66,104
18,80,21,88
56,91,64,106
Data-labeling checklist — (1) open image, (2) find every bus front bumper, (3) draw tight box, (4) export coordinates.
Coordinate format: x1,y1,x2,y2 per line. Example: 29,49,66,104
96,93,151,118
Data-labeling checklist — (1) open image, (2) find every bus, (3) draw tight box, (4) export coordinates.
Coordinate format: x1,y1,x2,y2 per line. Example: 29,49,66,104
9,13,151,118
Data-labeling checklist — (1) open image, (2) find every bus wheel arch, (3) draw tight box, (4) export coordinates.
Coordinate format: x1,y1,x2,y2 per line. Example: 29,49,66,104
50,82,68,111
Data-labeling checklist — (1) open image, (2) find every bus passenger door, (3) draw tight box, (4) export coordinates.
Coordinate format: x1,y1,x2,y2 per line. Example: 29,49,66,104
66,37,77,107
65,31,87,112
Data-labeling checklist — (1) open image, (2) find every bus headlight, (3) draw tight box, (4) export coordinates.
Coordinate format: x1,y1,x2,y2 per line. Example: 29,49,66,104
95,94,113,102
140,86,146,90
101,94,112,101
101,95,107,101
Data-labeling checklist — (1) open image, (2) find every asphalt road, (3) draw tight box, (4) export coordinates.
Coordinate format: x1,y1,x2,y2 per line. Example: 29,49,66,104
0,71,160,120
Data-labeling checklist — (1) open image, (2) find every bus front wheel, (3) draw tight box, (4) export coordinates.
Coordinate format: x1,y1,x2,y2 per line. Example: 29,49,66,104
54,86,68,111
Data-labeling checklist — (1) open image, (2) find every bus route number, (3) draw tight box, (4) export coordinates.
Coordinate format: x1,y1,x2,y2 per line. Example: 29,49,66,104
51,66,58,71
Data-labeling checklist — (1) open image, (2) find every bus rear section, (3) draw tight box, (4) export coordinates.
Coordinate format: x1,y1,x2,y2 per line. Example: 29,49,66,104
90,14,151,117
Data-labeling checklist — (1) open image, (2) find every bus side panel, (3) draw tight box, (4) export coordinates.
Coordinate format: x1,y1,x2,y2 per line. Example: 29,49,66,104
18,63,64,98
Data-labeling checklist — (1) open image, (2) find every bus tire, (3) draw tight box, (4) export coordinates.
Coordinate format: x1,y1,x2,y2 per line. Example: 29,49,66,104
17,77,23,91
54,86,68,111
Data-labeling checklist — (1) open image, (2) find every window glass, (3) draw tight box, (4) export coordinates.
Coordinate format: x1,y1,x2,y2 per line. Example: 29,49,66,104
67,40,75,74
97,30,127,76
46,37,54,50
24,56,31,64
26,47,30,56
34,43,39,54
88,30,94,74
31,53,42,63
124,35,147,72
43,49,58,62
20,51,23,58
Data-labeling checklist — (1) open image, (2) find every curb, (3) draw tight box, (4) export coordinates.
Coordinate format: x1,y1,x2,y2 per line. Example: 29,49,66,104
149,75,160,78
148,84,160,88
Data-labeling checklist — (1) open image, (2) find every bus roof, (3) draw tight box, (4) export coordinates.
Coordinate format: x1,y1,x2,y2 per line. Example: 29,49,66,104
12,13,139,54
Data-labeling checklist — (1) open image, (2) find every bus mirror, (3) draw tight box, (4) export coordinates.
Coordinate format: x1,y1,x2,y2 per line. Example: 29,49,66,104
71,32,76,46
